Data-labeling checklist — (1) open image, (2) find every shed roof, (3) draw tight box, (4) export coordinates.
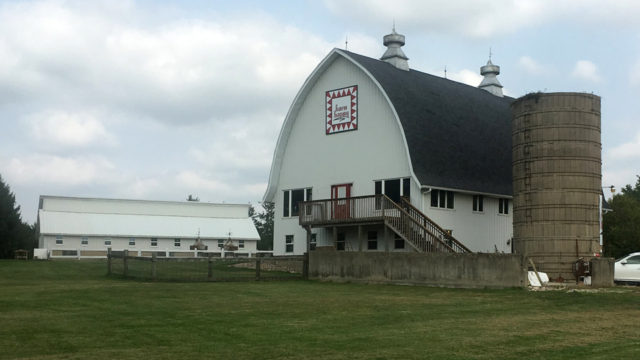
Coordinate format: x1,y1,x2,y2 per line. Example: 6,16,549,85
343,51,514,196
39,210,260,240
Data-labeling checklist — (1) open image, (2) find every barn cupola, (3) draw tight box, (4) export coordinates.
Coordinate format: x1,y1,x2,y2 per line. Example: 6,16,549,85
380,27,409,71
478,56,503,97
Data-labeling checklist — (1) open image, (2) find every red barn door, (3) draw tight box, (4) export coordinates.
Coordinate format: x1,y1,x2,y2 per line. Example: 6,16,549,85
331,184,352,220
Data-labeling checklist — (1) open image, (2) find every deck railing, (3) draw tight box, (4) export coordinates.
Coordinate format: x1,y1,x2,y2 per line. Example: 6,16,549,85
299,195,470,254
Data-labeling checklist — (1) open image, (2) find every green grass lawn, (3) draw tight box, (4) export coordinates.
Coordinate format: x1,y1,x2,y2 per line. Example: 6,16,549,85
1,260,639,359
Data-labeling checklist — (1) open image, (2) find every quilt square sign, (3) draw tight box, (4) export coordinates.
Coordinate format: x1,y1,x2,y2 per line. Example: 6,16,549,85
326,85,357,135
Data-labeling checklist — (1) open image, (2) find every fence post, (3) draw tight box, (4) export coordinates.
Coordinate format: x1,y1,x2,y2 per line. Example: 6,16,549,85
256,258,261,281
207,254,213,281
303,252,309,280
107,247,112,275
123,249,129,277
151,252,157,280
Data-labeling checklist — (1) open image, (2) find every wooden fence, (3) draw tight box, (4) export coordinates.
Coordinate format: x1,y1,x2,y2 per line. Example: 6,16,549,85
107,248,308,282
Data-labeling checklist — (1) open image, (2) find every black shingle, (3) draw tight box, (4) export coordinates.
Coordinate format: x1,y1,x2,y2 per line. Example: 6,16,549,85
345,51,513,196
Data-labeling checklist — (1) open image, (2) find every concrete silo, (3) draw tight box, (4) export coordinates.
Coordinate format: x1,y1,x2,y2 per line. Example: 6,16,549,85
511,93,601,280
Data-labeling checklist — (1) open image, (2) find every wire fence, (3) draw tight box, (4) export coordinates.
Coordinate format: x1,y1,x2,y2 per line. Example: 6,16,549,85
107,249,307,282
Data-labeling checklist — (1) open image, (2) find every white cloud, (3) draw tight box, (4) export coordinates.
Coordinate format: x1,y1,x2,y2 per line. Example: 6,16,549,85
608,132,640,160
446,69,482,87
1,154,119,186
323,0,640,38
0,1,336,124
631,60,640,86
571,60,602,82
518,56,544,75
26,110,115,147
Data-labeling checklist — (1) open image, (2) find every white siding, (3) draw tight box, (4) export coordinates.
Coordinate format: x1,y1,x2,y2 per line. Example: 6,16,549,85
273,56,412,255
421,191,513,253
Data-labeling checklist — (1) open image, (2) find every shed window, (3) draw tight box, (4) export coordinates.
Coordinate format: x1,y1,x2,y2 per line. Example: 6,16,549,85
174,238,181,247
81,237,88,245
283,188,312,217
431,190,455,209
55,236,63,245
151,238,157,247
239,240,245,249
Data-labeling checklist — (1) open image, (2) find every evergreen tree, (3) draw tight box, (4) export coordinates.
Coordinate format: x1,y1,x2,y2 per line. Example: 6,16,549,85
603,175,640,259
249,202,274,250
0,175,34,258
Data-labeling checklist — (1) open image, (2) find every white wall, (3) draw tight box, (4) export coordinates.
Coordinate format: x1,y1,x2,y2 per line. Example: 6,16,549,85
273,56,413,255
420,191,513,253
42,235,258,255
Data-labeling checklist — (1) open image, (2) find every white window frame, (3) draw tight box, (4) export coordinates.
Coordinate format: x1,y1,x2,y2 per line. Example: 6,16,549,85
104,238,112,246
151,238,158,247
238,240,245,249
81,237,89,246
310,234,317,251
174,238,181,247
218,239,224,249
283,188,312,217
55,235,63,245
129,237,136,246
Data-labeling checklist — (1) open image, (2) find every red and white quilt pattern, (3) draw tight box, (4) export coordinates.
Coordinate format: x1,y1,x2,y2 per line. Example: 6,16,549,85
326,85,358,135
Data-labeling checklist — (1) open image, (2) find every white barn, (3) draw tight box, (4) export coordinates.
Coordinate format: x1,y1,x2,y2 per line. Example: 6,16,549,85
264,30,513,256
37,196,260,258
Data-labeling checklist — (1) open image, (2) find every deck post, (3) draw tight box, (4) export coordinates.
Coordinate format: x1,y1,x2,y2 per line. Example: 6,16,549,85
358,225,363,252
303,252,309,280
333,227,338,250
384,226,389,252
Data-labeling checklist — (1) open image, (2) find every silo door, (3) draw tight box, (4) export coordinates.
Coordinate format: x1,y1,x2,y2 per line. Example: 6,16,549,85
331,184,352,220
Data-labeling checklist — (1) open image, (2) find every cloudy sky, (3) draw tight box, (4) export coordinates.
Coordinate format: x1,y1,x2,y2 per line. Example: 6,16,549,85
1,0,639,223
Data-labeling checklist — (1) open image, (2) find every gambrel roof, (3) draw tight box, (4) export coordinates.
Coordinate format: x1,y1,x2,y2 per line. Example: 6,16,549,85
344,51,514,196
263,49,513,202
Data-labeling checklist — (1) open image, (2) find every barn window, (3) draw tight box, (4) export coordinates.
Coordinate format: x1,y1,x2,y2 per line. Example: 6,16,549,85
310,233,317,251
374,177,411,205
239,240,245,249
336,233,346,251
473,195,484,212
174,238,181,247
104,239,111,246
431,190,455,209
283,188,312,217
218,239,224,249
394,234,405,249
129,238,136,246
499,199,509,214
367,231,377,250
81,237,88,245
285,235,294,253
55,235,63,245
151,238,157,247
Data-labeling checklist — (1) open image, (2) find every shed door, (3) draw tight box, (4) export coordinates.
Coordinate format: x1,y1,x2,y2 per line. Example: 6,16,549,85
331,184,352,220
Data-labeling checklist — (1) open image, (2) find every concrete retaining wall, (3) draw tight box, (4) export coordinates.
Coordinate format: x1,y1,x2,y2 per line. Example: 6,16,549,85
309,250,527,288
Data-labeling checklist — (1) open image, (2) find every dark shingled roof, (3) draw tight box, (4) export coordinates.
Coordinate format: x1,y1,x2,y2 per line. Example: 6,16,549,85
345,51,514,196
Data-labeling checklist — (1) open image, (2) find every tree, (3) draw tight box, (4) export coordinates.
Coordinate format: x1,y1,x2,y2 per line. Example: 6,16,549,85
0,175,35,258
249,202,274,250
603,175,640,259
